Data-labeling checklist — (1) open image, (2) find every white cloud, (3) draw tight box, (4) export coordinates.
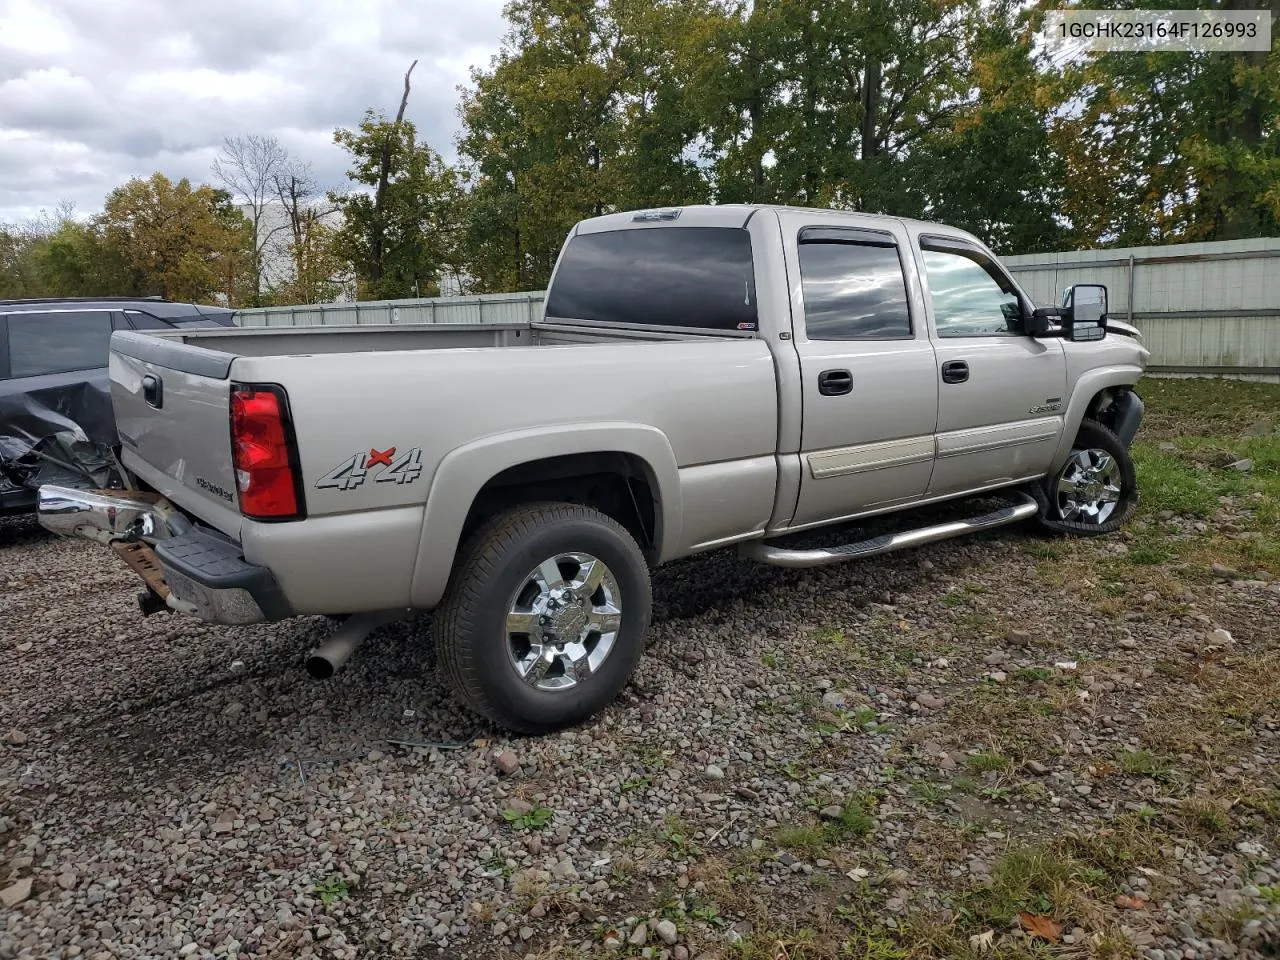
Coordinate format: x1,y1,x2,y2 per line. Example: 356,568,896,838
0,0,507,222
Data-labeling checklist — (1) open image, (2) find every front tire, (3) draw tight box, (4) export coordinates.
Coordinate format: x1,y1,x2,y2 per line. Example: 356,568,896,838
434,502,652,734
1034,419,1138,536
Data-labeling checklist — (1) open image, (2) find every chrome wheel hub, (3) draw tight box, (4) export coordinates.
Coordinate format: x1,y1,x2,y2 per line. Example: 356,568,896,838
1055,448,1123,524
505,553,622,692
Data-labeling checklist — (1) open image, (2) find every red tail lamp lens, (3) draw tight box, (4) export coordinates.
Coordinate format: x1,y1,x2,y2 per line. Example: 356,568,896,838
230,385,302,519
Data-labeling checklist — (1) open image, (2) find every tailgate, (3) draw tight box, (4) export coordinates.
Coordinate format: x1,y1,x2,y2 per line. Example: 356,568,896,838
109,330,243,537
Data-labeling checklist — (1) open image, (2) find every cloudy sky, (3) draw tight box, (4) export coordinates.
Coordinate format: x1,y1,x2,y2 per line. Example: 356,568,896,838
0,0,508,223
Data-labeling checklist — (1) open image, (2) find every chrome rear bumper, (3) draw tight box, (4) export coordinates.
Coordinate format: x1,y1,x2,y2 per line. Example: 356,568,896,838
36,485,188,545
36,485,286,625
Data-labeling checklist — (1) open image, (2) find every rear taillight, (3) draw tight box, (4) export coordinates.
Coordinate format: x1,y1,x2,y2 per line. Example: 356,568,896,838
229,383,305,520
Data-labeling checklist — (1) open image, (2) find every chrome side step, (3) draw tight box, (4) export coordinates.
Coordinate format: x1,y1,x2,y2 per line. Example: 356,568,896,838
739,492,1039,569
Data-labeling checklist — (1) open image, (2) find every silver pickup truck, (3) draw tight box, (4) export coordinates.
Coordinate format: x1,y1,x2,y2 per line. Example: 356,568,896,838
38,204,1149,732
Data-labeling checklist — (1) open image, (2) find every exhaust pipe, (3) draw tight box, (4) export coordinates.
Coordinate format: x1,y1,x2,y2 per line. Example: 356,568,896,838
305,610,407,679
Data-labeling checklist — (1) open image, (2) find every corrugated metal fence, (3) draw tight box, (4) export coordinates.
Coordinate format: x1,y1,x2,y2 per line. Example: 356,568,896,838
236,237,1280,380
1003,238,1280,381
237,291,546,328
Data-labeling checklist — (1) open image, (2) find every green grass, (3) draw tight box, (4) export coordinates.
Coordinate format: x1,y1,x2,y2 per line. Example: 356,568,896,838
1013,667,1054,684
774,796,877,859
1117,749,1172,780
965,847,1069,922
828,795,877,839
1137,377,1280,438
775,824,831,858
1130,445,1219,517
661,817,702,857
1128,542,1175,565
966,750,1013,774
909,781,946,804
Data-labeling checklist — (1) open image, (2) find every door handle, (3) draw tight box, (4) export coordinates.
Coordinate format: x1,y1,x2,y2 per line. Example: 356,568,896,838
142,374,163,408
817,369,853,396
941,360,969,384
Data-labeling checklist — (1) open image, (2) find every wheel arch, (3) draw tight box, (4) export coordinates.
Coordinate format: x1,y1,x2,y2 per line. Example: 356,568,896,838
409,423,682,609
1050,366,1144,474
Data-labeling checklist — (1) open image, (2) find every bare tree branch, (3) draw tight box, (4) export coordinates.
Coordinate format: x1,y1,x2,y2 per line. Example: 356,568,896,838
211,134,288,301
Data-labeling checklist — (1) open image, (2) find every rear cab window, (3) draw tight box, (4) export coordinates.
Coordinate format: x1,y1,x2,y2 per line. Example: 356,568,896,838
545,226,759,333
5,310,114,378
796,227,913,340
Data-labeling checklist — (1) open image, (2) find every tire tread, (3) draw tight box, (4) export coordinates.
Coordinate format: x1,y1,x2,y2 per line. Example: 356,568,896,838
433,502,649,734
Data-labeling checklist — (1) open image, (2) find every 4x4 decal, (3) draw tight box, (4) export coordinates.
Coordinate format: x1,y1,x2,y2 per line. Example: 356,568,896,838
316,447,423,490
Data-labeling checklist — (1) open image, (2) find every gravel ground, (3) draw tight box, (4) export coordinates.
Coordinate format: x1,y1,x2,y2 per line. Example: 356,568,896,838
1,384,1278,960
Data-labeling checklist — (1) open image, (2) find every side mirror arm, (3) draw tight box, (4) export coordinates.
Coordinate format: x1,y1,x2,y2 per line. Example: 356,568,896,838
1027,306,1066,338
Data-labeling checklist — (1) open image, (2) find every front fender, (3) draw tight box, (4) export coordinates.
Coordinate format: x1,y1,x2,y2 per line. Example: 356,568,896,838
1051,365,1145,473
408,422,682,610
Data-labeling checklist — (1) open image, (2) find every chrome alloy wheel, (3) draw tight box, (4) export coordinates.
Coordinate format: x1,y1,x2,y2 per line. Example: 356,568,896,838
504,553,622,691
1054,447,1123,523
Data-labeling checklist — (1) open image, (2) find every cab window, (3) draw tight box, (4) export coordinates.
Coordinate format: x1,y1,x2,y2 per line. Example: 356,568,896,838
920,241,1023,338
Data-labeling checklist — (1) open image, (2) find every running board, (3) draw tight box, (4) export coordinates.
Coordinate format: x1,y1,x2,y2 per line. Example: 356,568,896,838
739,492,1039,569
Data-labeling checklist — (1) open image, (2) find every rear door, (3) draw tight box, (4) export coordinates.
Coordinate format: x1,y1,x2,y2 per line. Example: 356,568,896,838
910,233,1066,496
785,218,939,529
110,331,244,537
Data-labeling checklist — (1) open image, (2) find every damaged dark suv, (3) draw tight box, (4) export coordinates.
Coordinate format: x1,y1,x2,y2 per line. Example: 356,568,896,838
0,297,235,516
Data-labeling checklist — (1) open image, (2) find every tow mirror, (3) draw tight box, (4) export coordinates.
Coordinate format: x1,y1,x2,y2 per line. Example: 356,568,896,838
1062,284,1107,342
1026,309,1057,337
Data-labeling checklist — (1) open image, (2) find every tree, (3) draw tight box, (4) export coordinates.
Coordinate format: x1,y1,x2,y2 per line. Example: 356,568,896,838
212,134,290,303
1045,0,1280,246
0,203,109,298
909,1,1068,253
272,160,345,304
459,0,721,292
95,173,254,303
330,62,466,299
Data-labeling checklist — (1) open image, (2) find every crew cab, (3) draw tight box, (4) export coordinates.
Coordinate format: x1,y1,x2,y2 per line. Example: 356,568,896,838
38,205,1148,732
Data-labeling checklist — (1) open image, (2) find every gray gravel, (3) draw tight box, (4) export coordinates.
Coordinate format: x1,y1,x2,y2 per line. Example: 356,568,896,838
1,507,1277,959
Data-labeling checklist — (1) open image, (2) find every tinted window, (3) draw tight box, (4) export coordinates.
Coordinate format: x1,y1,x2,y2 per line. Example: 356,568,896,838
8,311,113,378
124,310,170,330
545,227,758,331
921,246,1022,337
798,241,911,339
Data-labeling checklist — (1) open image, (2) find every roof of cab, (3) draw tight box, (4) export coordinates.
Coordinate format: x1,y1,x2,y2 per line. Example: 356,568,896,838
572,203,984,246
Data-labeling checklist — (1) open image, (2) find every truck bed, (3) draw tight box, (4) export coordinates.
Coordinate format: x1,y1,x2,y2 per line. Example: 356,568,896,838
106,319,781,616
127,320,741,360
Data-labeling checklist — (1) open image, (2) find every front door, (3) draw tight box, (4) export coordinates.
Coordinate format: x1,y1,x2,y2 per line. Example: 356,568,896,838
788,222,939,529
911,234,1067,496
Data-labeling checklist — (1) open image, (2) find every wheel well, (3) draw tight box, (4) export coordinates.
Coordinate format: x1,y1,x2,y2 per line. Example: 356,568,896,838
461,452,659,561
1083,386,1130,434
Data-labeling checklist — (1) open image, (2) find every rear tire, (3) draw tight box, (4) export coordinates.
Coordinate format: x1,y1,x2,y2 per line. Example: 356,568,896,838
434,502,652,734
1034,419,1138,536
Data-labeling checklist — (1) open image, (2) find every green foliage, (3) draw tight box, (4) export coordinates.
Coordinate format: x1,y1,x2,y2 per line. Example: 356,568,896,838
313,875,350,908
1044,3,1280,245
660,817,702,857
966,750,1013,774
1117,749,1172,781
503,804,554,830
0,178,254,304
329,110,465,300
